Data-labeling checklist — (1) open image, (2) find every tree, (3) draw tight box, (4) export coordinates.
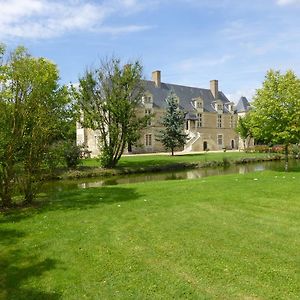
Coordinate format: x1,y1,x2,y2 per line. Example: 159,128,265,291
236,113,253,150
0,46,71,206
250,69,300,170
157,91,188,156
75,58,148,168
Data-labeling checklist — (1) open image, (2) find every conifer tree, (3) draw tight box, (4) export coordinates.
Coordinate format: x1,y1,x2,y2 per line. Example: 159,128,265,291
157,91,187,155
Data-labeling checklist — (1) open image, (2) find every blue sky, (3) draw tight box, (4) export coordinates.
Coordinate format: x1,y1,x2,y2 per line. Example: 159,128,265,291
1,0,300,102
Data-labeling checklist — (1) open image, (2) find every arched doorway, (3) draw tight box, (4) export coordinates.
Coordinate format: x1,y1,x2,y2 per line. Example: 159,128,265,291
231,140,235,149
203,141,208,151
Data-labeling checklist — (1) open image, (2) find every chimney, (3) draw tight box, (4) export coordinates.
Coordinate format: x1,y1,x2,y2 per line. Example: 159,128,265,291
152,70,161,88
210,80,218,99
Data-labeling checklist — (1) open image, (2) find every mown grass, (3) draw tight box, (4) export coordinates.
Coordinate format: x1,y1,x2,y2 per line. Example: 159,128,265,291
1,170,299,299
82,151,278,169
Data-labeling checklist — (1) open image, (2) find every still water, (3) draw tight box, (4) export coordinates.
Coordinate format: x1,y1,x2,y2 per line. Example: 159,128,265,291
44,160,300,192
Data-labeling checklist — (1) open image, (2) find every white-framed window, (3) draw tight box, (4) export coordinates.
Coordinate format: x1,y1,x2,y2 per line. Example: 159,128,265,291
197,101,202,109
142,95,153,103
145,134,152,146
217,104,223,111
197,113,202,128
217,134,223,146
217,114,222,128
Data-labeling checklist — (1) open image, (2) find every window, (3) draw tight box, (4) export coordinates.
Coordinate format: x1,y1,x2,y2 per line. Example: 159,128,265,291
142,95,152,103
145,109,152,125
197,113,202,128
217,134,223,146
145,134,152,146
217,104,223,111
217,115,222,128
197,101,202,109
146,96,152,103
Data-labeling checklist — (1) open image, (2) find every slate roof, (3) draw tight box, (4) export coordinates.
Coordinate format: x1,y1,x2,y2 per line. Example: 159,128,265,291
235,96,251,113
143,80,231,117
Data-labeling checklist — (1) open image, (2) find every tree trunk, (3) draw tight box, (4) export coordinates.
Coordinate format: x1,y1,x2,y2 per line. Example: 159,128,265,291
0,165,14,207
284,144,289,172
171,148,174,156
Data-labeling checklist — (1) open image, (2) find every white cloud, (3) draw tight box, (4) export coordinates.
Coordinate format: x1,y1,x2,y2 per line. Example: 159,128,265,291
227,88,256,103
0,0,152,40
99,25,153,35
178,55,234,72
277,0,300,5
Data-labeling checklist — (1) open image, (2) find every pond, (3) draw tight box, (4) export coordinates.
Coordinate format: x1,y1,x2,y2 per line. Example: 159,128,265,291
43,159,300,192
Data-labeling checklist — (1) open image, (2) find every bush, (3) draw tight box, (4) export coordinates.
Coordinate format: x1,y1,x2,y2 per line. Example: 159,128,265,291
254,145,270,153
44,142,65,172
64,143,82,169
271,145,285,154
291,144,300,158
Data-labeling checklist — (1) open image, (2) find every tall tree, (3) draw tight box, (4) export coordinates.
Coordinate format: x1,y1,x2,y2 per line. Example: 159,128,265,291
75,58,148,168
251,69,300,170
0,46,71,206
157,91,188,156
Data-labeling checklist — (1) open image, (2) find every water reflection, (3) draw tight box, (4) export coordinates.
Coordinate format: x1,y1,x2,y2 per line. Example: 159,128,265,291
44,160,300,192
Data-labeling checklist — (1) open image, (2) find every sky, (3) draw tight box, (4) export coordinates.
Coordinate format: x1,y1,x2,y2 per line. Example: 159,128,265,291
1,0,300,102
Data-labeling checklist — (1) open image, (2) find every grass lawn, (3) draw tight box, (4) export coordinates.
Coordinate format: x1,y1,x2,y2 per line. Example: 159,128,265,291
1,170,299,299
81,151,278,169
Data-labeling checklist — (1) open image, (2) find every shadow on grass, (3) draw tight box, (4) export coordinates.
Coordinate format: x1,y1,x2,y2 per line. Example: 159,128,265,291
0,187,142,299
1,186,142,222
0,228,61,300
45,186,142,211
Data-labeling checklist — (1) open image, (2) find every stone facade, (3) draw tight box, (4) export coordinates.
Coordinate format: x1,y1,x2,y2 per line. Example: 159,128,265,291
76,70,251,156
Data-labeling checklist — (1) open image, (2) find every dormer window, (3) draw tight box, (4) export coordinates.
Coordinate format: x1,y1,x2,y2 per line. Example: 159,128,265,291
193,98,203,112
142,92,153,108
225,102,234,113
142,95,152,104
196,101,202,109
214,100,223,113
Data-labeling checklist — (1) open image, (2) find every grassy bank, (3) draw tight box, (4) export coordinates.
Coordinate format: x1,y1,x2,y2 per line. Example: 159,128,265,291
1,170,299,299
60,151,283,180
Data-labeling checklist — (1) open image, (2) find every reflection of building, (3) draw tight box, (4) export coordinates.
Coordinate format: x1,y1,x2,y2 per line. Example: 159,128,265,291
77,70,251,156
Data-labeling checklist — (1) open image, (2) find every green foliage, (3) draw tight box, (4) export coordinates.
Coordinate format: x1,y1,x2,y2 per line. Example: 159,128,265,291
250,69,300,169
75,58,147,168
291,144,300,158
64,143,82,169
0,45,72,206
157,91,188,155
251,70,300,144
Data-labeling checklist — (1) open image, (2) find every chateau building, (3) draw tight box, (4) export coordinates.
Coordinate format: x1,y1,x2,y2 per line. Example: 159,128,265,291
76,70,251,156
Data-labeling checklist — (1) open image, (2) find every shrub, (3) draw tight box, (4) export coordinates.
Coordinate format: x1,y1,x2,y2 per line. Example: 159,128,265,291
64,143,82,169
271,145,285,154
291,144,300,159
254,145,270,153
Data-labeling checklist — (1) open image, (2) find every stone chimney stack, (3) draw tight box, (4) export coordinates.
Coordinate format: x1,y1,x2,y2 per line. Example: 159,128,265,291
210,80,218,99
152,70,161,88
